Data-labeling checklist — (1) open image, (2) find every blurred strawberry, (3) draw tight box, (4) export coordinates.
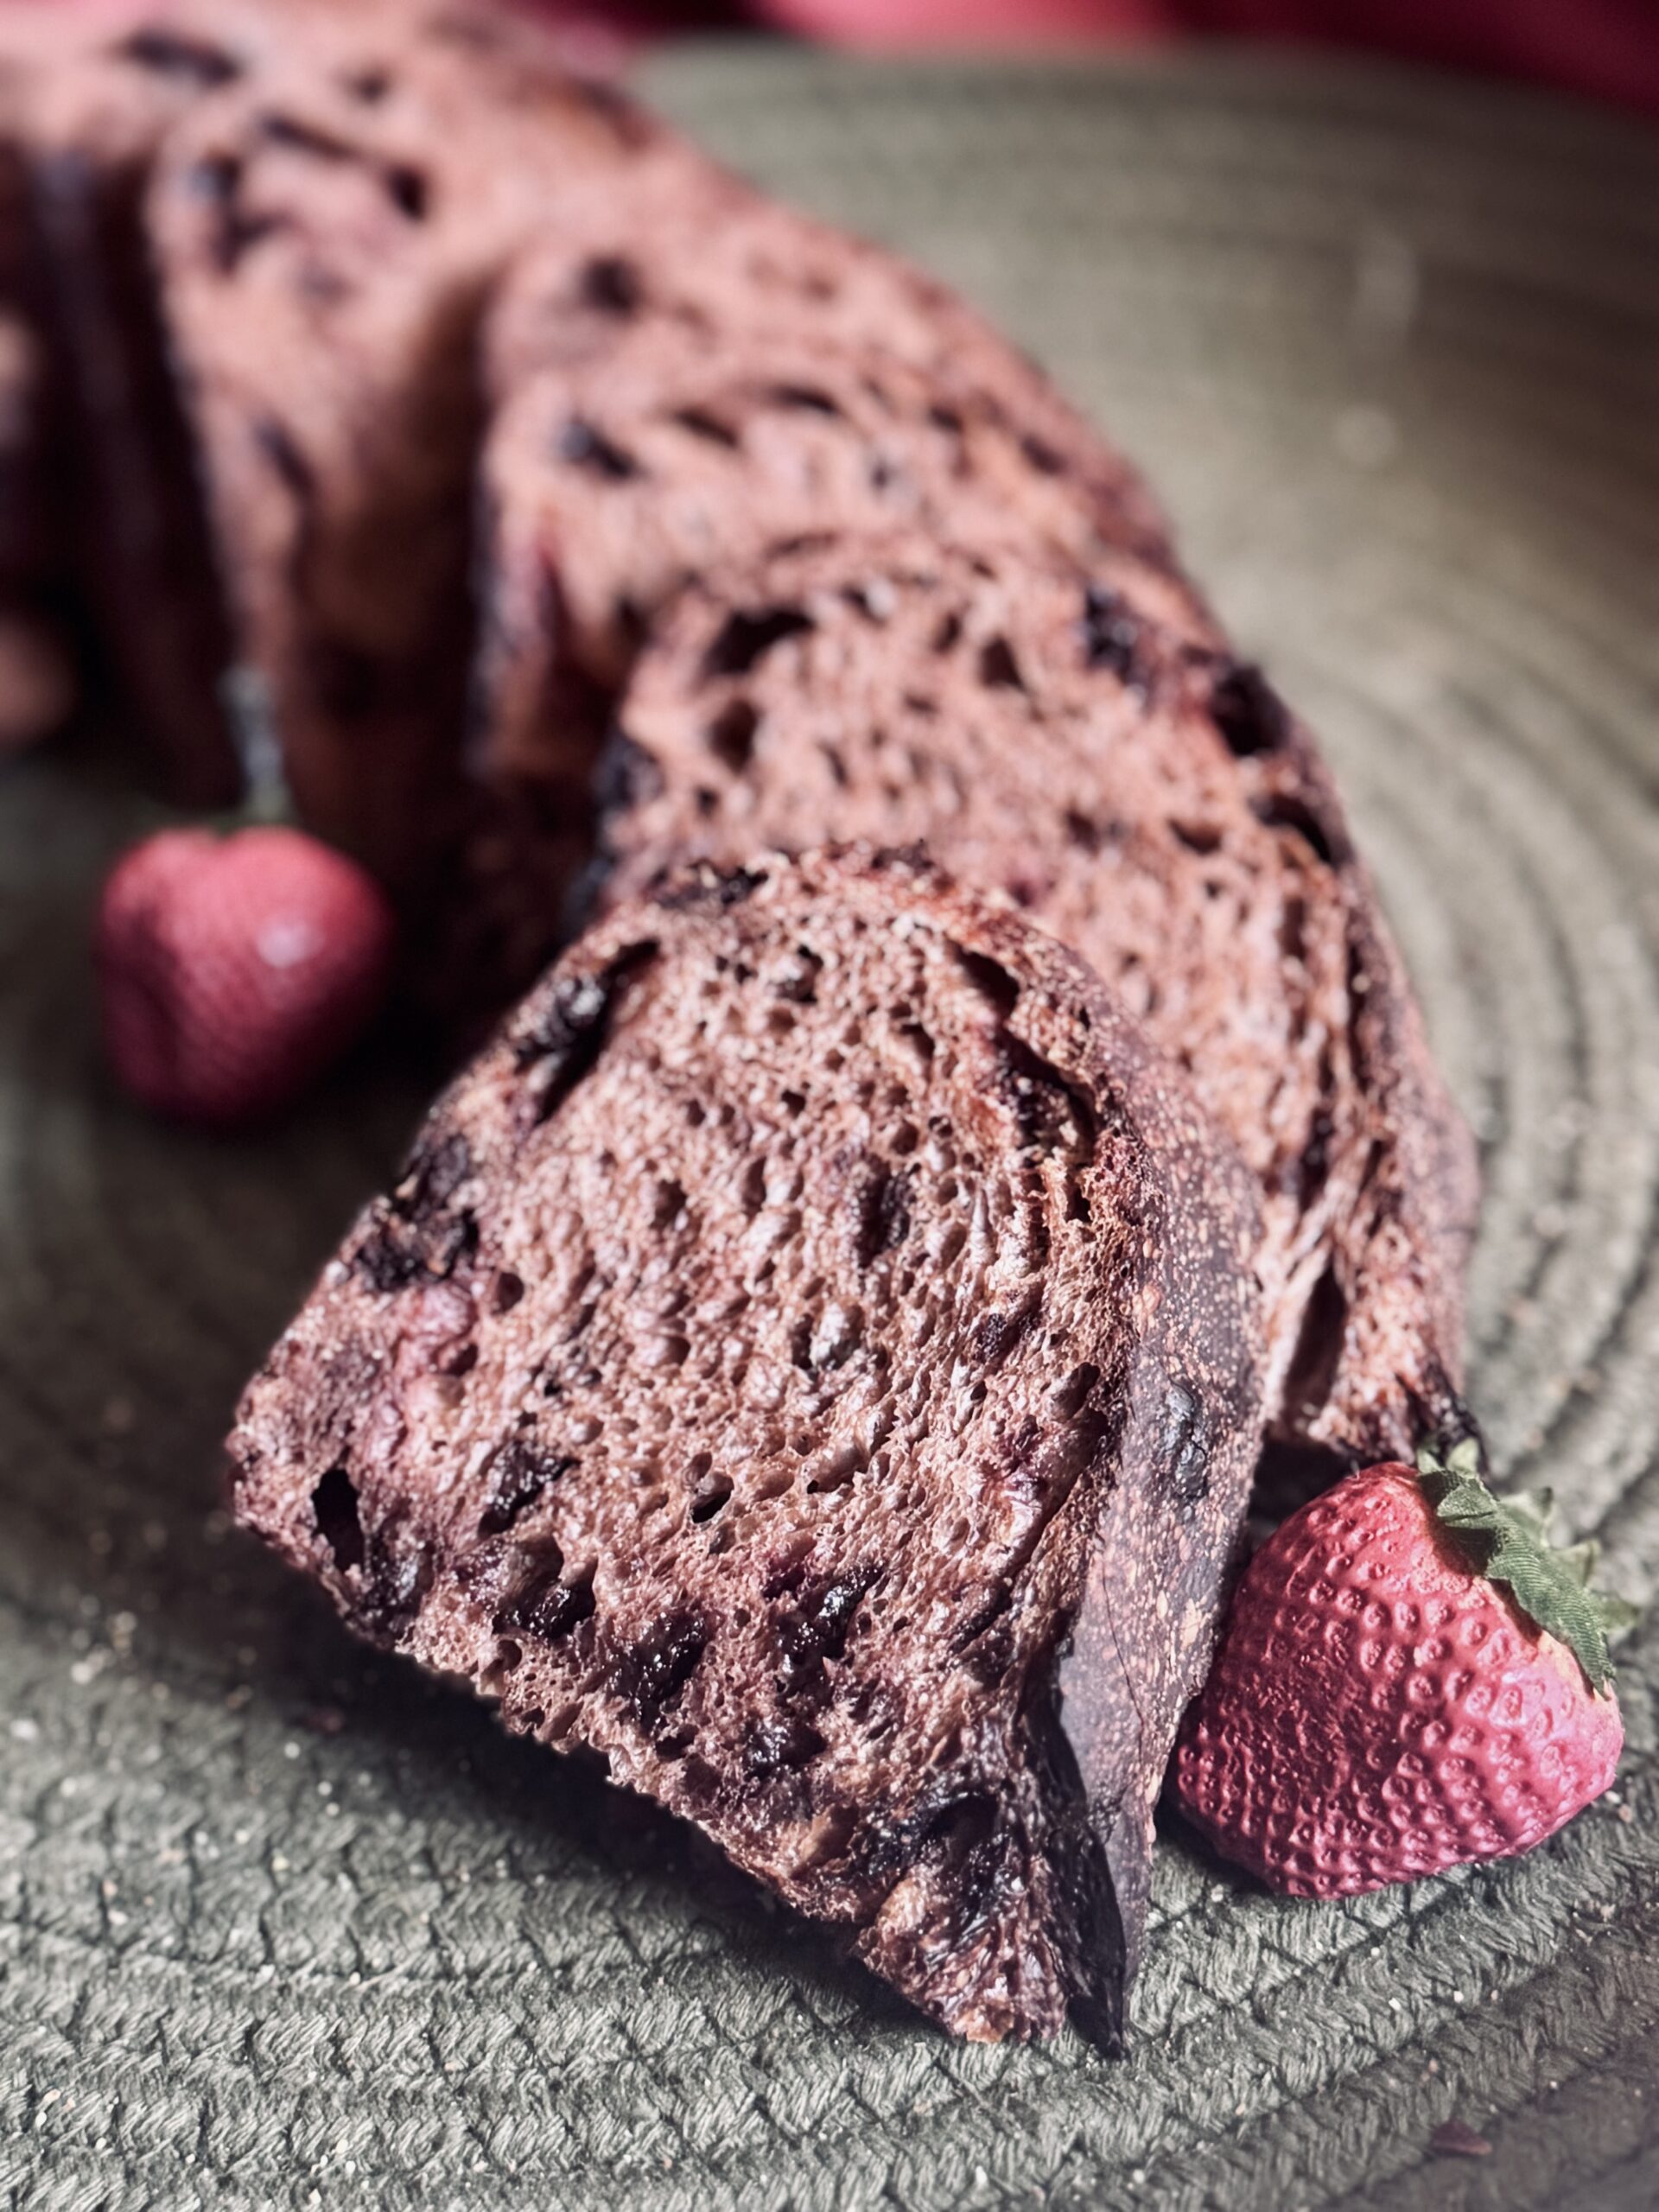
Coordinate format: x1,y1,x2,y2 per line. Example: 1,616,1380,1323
98,824,395,1128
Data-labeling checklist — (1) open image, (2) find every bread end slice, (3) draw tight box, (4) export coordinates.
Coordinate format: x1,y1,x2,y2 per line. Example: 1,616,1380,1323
230,846,1262,2046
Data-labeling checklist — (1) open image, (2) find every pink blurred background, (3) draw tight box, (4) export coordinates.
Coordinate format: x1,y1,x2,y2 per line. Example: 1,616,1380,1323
555,0,1659,120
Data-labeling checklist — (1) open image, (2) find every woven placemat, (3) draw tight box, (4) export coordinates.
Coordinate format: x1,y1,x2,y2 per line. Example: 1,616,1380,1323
6,44,1659,2212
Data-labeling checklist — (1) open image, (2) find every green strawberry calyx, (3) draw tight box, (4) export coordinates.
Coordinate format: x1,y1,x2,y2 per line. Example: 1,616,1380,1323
1416,1440,1639,1694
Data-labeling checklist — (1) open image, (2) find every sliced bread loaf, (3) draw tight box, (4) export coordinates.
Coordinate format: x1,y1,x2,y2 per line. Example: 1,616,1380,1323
228,846,1264,2046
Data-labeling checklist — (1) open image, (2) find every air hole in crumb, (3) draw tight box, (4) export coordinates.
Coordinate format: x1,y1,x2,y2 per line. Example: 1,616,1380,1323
702,604,815,677
559,418,639,480
1065,810,1117,855
1049,1363,1100,1419
1211,662,1289,757
1171,820,1222,856
490,1269,524,1314
1252,792,1340,867
580,254,640,313
495,1638,523,1672
706,698,759,772
312,1467,364,1572
120,28,239,86
672,406,739,448
1282,1264,1347,1426
977,636,1027,691
771,382,841,416
385,164,429,220
956,948,1020,1018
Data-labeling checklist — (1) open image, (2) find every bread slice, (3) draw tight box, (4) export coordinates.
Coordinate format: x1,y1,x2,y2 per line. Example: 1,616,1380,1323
0,41,73,748
484,174,1174,554
473,180,1188,809
10,0,324,803
593,534,1478,1468
0,31,60,605
143,6,677,895
228,846,1263,2047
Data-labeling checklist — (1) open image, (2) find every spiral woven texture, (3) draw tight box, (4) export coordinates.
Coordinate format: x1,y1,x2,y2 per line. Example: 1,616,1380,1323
4,47,1658,2212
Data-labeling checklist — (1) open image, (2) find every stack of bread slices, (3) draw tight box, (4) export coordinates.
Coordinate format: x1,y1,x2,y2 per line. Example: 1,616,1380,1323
3,0,1478,2046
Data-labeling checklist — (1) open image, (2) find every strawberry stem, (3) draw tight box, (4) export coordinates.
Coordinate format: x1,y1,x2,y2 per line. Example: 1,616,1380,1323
1416,1440,1638,1693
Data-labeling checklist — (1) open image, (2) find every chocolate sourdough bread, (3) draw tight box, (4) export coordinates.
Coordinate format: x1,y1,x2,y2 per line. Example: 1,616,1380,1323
144,6,677,893
594,535,1478,1468
229,847,1264,2046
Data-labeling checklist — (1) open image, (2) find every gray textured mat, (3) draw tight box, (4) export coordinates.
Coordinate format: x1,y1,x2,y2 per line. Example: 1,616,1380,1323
5,45,1659,2212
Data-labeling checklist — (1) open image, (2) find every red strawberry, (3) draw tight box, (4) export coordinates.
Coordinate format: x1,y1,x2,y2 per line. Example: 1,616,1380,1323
1173,1444,1632,1897
98,825,395,1128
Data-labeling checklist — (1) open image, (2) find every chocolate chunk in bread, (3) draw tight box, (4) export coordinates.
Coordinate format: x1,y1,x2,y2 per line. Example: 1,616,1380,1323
145,10,682,893
594,535,1478,1466
229,847,1263,2047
